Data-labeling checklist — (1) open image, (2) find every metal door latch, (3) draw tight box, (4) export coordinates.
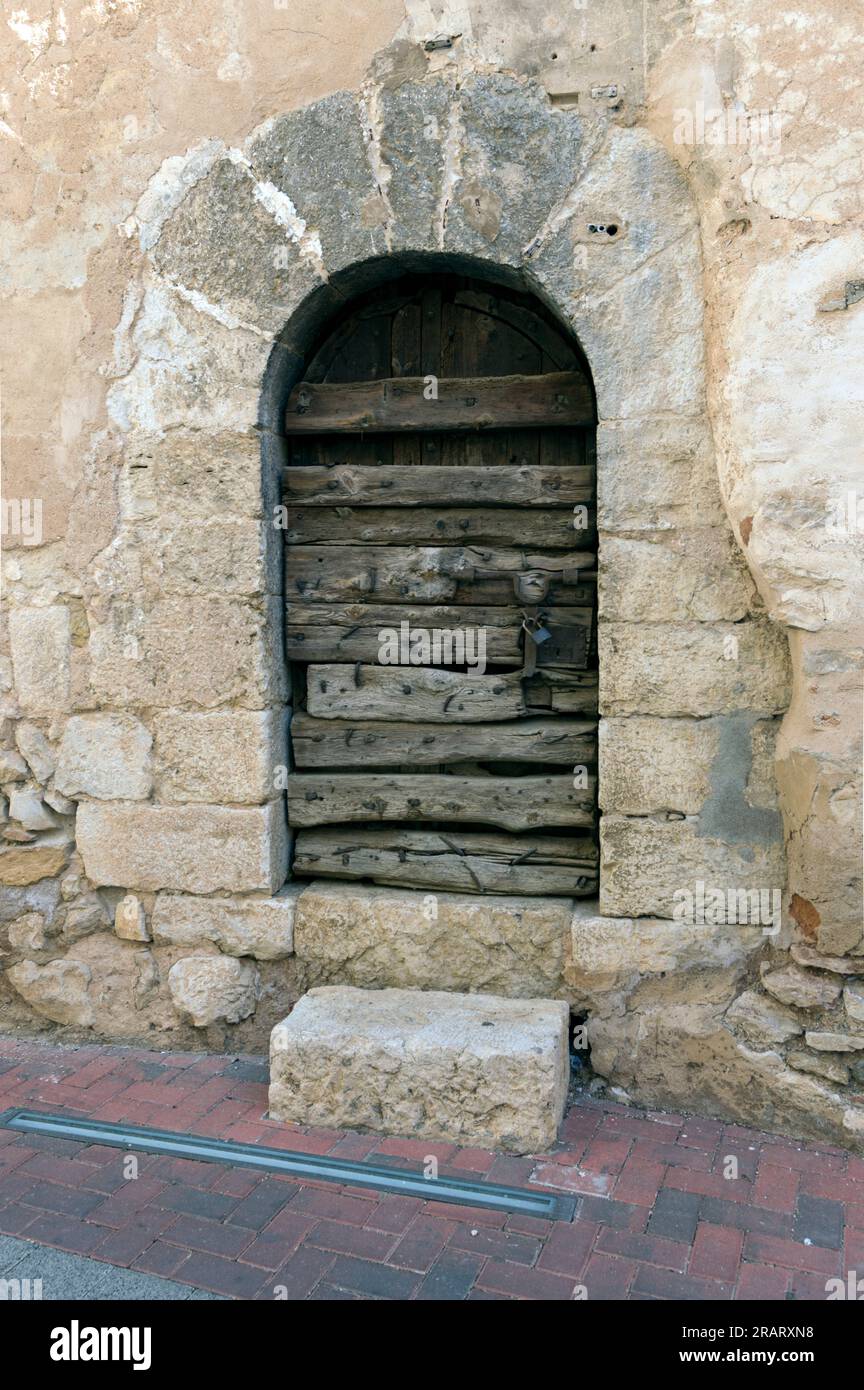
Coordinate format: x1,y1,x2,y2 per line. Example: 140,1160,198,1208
469,567,584,603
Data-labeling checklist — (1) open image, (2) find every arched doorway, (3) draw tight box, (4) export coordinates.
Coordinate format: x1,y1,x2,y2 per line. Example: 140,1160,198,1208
282,273,599,898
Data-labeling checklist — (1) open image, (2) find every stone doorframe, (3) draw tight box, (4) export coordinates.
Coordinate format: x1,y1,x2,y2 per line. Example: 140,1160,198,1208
110,68,790,902
92,70,860,1145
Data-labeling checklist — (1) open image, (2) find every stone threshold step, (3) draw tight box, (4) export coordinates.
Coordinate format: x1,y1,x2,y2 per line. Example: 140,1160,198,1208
269,985,570,1155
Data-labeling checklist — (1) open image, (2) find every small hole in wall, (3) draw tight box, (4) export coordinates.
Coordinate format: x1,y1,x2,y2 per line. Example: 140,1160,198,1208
551,52,558,60
587,222,622,240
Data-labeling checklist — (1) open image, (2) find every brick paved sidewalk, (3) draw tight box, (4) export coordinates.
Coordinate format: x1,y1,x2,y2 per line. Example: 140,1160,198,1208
0,1036,860,1301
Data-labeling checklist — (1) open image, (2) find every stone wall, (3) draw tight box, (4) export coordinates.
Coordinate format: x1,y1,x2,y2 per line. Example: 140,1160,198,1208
1,1,861,1149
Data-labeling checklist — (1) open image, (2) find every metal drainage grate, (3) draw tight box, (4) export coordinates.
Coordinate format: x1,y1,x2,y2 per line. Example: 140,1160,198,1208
0,1108,576,1221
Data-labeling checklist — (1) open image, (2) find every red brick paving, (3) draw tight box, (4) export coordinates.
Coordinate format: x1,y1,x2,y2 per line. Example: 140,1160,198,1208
0,1034,859,1301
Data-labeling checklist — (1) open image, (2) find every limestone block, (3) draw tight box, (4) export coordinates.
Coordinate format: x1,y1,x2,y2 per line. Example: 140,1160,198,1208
292,882,572,997
0,750,28,782
0,879,61,929
791,944,861,975
600,621,791,718
152,155,323,335
843,1110,864,1138
725,990,803,1047
152,888,298,960
805,1031,864,1052
56,715,153,801
88,596,286,710
378,77,452,249
445,74,585,264
569,903,762,983
588,1002,852,1150
168,955,259,1027
9,607,71,713
6,958,93,1026
249,92,387,273
599,816,785,921
533,224,706,419
8,789,58,831
63,903,106,943
77,800,289,894
586,120,698,250
599,531,756,622
106,277,270,436
154,519,275,597
787,1049,850,1085
844,983,864,1024
596,417,724,532
761,964,842,1010
269,986,570,1153
124,432,265,522
57,933,181,1039
599,716,719,815
15,723,55,783
153,709,286,805
0,837,70,886
115,894,149,942
7,912,47,952
777,740,863,955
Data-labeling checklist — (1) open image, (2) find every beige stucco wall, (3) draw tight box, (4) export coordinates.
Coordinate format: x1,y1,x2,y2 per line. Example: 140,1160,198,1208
1,0,861,1143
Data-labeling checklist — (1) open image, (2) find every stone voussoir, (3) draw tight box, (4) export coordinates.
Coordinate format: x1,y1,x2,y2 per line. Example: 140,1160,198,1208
269,985,570,1153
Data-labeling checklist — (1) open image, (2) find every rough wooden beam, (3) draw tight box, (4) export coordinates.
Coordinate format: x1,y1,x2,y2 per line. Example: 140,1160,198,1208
287,773,596,830
284,372,593,433
306,664,527,722
293,827,598,895
290,712,597,766
283,463,594,507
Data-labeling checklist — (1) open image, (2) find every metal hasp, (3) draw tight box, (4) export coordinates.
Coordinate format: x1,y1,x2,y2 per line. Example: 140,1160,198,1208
0,1108,577,1222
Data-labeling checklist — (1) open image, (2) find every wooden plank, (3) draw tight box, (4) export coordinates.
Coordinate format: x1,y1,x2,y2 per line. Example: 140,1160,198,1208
285,605,591,665
283,463,594,507
285,545,595,605
452,291,580,371
290,712,597,767
420,286,442,377
325,310,391,383
285,603,534,664
391,302,422,377
284,372,594,433
283,506,594,548
286,773,596,830
306,664,526,722
293,827,598,896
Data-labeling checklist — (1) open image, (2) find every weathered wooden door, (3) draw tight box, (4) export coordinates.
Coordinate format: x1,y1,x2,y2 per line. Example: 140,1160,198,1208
283,276,598,897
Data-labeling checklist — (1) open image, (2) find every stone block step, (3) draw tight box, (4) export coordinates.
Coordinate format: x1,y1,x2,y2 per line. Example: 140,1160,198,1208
269,985,570,1154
